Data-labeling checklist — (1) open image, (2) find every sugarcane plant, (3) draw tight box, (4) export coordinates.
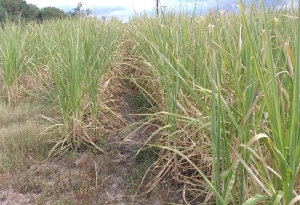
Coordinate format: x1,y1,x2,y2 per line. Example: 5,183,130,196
45,17,121,150
0,19,26,106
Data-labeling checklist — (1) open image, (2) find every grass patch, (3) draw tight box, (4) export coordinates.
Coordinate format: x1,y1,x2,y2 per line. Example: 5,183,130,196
0,101,53,172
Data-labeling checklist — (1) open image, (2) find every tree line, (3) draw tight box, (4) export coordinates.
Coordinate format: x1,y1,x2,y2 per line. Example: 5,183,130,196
0,0,91,22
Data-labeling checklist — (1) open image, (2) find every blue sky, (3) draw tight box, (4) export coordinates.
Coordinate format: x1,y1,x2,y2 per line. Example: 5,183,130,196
25,0,295,21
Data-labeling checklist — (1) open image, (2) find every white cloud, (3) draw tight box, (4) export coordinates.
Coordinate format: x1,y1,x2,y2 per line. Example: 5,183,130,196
25,0,215,12
28,0,287,21
25,0,295,23
26,0,157,11
107,10,125,16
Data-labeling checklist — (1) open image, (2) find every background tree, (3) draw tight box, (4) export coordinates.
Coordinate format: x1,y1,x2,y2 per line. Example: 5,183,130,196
72,2,82,16
0,2,6,22
0,0,66,22
85,8,92,16
38,7,65,21
0,0,92,23
67,2,92,17
20,3,39,21
0,0,39,21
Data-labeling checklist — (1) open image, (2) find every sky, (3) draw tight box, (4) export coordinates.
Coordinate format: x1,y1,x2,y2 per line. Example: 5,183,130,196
24,0,295,22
